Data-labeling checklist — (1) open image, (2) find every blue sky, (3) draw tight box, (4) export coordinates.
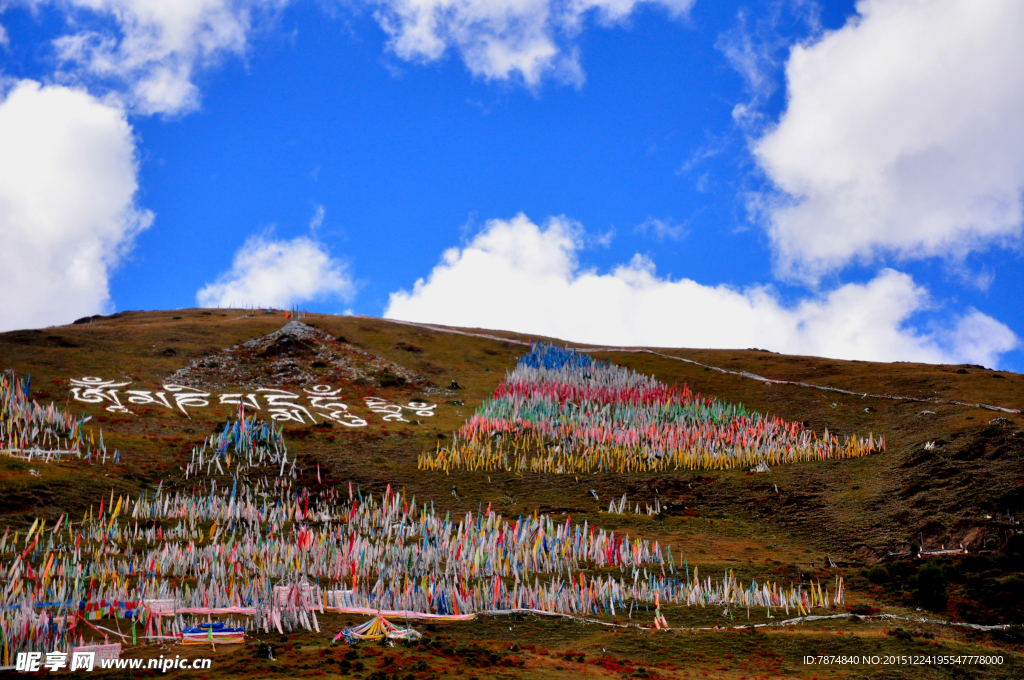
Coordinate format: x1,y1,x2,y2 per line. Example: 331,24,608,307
2,0,1022,370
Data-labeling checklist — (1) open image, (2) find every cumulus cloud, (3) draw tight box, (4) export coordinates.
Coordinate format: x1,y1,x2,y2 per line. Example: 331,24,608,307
385,214,1018,366
0,80,151,332
369,0,694,86
754,0,1024,280
23,0,689,110
196,233,354,309
35,0,285,115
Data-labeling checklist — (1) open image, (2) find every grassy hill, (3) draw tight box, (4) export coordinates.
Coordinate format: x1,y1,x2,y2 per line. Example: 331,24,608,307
1,309,1021,678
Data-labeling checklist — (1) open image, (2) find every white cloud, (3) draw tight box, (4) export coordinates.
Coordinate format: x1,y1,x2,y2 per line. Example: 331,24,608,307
24,0,689,110
0,80,151,332
36,0,285,115
196,233,354,309
368,0,694,86
947,311,1018,369
715,2,821,130
754,0,1024,280
385,213,1018,366
635,216,687,241
0,23,9,47
309,204,325,232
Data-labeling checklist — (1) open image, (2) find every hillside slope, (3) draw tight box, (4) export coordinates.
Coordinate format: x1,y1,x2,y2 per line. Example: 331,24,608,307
1,309,1021,678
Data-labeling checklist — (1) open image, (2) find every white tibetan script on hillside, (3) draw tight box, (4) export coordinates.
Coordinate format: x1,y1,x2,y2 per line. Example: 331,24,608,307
68,377,436,427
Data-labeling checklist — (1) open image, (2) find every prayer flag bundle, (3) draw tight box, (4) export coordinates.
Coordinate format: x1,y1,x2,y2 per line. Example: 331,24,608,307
0,372,112,464
420,344,884,473
184,406,293,480
0,478,843,657
0,408,847,657
335,615,421,643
